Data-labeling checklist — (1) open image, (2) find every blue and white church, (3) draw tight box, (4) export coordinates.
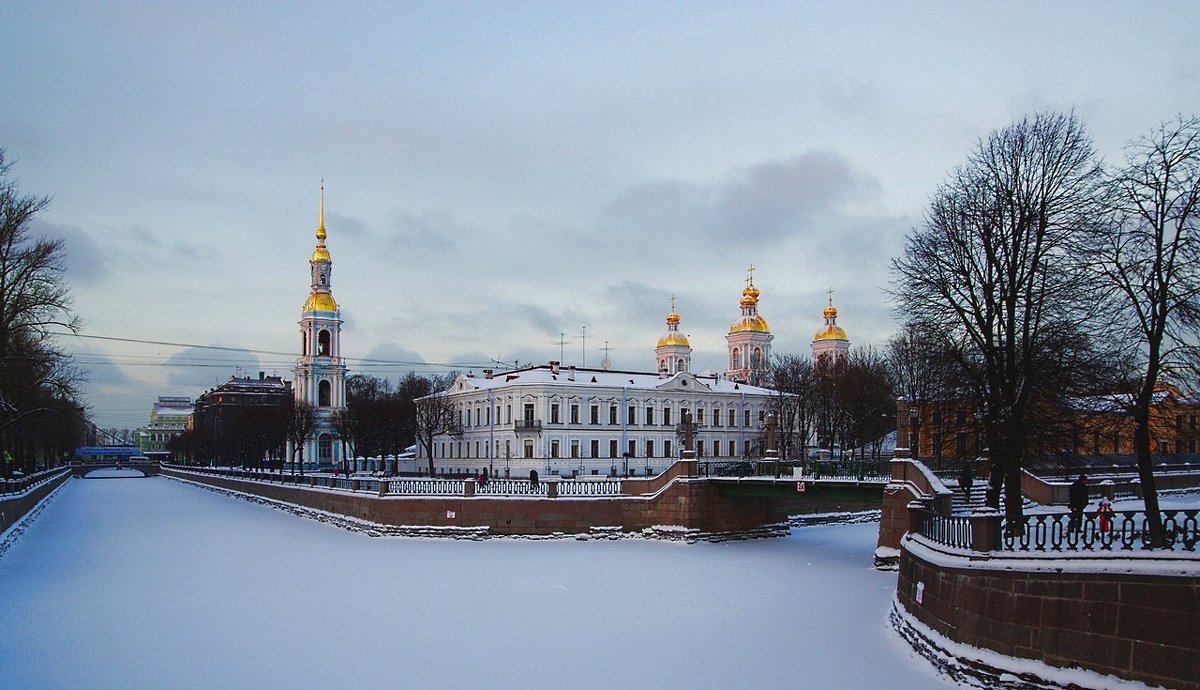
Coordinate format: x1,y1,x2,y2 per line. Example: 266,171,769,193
293,184,347,469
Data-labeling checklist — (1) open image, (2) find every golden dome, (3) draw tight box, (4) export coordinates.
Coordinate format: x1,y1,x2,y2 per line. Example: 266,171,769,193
729,315,771,333
304,292,338,312
311,245,331,262
657,332,690,347
813,325,848,341
666,311,681,325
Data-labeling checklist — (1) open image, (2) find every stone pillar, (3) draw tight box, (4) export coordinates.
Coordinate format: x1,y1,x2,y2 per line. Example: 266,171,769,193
894,397,911,460
681,412,696,460
465,478,475,497
763,413,779,461
907,500,927,535
969,507,1002,552
377,479,388,497
547,480,558,499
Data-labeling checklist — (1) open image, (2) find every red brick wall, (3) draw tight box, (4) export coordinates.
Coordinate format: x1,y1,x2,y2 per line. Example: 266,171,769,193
160,469,795,536
896,542,1200,689
1,471,71,535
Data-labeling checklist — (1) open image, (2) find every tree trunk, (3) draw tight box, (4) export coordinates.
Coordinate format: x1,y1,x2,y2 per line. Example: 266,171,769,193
1133,410,1165,546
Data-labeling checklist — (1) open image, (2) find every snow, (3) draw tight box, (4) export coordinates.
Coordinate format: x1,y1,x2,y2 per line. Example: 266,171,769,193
0,475,960,689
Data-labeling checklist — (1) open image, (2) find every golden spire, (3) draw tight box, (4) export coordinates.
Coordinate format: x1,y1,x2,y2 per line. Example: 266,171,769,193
316,179,327,243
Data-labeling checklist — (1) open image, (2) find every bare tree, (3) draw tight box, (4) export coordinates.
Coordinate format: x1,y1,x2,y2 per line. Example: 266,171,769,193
838,347,895,461
413,373,458,477
1081,115,1200,544
892,111,1106,523
768,354,818,467
285,399,317,476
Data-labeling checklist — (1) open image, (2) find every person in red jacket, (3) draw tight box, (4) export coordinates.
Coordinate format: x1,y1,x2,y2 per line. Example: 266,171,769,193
1097,495,1115,533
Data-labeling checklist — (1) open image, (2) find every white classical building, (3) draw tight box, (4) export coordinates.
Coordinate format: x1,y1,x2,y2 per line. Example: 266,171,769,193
291,184,347,469
416,277,780,478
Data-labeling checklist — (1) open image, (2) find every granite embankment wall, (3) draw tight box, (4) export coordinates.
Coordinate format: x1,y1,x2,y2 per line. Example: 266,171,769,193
896,539,1199,690
160,467,843,536
0,469,71,536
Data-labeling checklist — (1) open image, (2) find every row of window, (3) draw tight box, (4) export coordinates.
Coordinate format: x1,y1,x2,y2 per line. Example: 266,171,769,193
458,401,766,430
436,437,748,460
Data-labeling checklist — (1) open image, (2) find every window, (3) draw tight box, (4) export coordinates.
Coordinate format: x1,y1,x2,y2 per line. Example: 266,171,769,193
731,347,740,369
524,403,534,422
628,405,636,425
729,440,736,457
609,405,618,425
744,409,751,428
609,440,619,458
570,440,579,458
570,404,580,424
551,404,560,424
627,440,636,457
523,441,534,459
318,330,331,356
729,409,736,427
663,406,672,426
646,440,655,457
318,380,331,407
645,406,654,425
713,407,721,427
590,440,599,458
758,410,765,425
664,440,672,458
697,440,705,457
506,405,512,424
713,440,721,457
590,405,599,425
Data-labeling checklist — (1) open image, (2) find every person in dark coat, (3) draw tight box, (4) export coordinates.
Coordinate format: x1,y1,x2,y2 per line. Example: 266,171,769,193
1068,474,1088,534
958,463,975,502
529,469,539,488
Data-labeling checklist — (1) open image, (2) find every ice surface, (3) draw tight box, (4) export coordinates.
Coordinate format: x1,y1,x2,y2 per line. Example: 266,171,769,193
0,476,962,689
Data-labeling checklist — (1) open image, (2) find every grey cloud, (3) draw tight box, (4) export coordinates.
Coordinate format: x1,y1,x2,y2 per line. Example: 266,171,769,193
163,347,262,388
817,72,883,114
603,152,883,249
31,219,109,284
385,208,464,255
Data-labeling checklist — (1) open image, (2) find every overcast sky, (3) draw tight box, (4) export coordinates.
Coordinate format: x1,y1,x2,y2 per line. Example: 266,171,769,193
2,2,1198,430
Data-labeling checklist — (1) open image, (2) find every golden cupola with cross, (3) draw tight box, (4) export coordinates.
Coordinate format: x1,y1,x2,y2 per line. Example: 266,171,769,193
812,288,850,362
725,267,774,384
655,297,692,375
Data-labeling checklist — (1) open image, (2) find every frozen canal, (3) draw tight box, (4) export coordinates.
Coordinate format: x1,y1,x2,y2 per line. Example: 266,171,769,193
0,473,958,689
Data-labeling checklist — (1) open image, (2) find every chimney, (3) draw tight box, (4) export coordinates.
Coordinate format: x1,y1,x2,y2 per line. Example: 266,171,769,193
550,360,560,375
567,366,575,381
483,369,493,380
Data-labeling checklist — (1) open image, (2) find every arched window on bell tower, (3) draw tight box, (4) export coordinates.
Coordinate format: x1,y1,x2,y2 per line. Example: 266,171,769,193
319,380,331,407
302,332,307,356
318,330,331,356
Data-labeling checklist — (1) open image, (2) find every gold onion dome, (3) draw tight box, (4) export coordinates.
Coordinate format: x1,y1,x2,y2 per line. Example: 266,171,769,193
304,291,338,312
729,314,771,333
658,299,690,347
814,293,848,341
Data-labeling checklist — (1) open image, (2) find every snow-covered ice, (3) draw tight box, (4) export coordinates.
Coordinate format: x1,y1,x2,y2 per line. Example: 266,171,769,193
0,475,962,689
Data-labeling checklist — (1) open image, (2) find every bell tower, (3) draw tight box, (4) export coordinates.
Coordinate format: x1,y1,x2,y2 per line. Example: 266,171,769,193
292,182,347,470
725,266,773,384
655,296,692,375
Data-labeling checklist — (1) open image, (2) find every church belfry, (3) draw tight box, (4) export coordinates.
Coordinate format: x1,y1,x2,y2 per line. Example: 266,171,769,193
811,288,850,362
725,267,773,384
655,296,692,375
292,182,347,469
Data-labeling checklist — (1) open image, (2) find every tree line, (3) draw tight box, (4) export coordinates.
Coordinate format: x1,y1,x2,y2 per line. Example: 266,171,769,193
890,112,1200,544
0,150,89,477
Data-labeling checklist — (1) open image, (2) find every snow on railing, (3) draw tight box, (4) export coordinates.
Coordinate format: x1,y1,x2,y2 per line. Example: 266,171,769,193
474,480,547,497
554,480,622,496
385,478,464,496
1,466,71,497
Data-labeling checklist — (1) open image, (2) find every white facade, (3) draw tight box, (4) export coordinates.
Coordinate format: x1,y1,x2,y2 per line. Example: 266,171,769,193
292,185,347,468
418,363,776,478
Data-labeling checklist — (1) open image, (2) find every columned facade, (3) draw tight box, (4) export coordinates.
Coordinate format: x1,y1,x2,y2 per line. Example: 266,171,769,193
292,184,347,469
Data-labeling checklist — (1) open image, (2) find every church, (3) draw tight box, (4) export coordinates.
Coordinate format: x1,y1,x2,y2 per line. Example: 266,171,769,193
413,273,850,478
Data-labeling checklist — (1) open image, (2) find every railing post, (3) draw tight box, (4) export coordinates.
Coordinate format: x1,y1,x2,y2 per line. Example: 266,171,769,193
350,479,360,492
465,478,475,497
970,507,1002,552
547,480,558,498
378,479,388,497
907,500,927,534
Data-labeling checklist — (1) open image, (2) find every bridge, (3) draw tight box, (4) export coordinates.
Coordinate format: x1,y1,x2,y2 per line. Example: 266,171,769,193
70,459,160,478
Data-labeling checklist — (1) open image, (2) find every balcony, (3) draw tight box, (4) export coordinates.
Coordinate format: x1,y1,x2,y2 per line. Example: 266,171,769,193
513,419,542,433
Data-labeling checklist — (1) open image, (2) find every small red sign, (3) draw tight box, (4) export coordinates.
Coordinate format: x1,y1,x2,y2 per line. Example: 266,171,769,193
796,481,807,493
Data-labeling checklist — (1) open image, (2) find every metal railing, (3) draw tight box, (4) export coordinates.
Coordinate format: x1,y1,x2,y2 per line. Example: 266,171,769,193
1,466,71,496
555,480,622,496
1002,509,1199,553
917,512,973,549
475,479,548,497
385,478,465,495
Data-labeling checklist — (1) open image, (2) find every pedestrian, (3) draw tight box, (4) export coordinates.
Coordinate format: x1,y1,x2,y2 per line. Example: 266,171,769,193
480,468,489,488
1097,495,1115,534
1068,474,1088,534
958,463,975,503
529,469,539,489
